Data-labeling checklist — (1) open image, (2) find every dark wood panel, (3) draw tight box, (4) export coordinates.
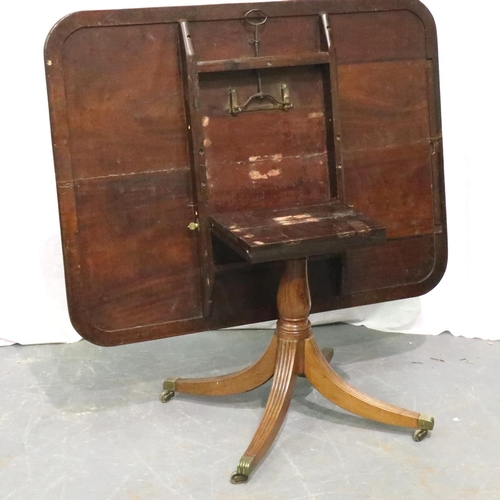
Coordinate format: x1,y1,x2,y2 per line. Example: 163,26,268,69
210,262,282,326
71,170,202,331
343,142,435,239
199,66,330,212
62,24,188,179
197,53,330,73
332,10,426,64
45,0,446,346
191,15,320,62
345,235,436,293
207,152,330,212
338,60,431,152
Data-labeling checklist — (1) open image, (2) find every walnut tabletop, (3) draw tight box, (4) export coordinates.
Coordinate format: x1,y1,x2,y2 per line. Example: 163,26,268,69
210,200,386,263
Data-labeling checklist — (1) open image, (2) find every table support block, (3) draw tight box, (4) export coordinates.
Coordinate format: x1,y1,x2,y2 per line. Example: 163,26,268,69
161,258,434,483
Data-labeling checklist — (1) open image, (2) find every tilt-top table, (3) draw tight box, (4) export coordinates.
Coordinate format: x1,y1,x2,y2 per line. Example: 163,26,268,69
45,0,446,482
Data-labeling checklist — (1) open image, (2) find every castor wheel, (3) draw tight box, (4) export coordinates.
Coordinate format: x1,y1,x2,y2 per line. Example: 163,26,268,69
413,429,429,442
230,473,249,484
160,390,175,403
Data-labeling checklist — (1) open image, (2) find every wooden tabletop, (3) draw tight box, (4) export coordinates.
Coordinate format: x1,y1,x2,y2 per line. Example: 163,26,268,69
44,0,446,345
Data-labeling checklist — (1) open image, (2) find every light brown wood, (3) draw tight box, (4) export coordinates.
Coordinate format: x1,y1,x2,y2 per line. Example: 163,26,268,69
232,259,311,479
304,335,420,428
276,259,312,338
174,334,278,396
234,337,298,480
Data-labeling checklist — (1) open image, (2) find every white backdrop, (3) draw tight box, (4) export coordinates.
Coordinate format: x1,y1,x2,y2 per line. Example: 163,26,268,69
2,0,499,346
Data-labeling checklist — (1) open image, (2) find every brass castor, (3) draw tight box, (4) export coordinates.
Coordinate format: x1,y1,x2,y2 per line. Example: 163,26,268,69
160,390,175,403
413,414,434,441
230,473,249,484
413,429,429,442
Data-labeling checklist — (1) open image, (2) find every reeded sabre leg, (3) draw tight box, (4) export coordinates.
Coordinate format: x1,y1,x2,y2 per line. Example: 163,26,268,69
161,334,277,400
231,337,298,483
304,335,434,433
231,259,313,483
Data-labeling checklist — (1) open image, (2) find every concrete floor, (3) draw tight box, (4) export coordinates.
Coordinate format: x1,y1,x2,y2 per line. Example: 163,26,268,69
1,324,499,499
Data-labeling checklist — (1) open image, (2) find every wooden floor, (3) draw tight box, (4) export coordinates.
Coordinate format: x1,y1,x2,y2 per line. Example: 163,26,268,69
1,325,499,499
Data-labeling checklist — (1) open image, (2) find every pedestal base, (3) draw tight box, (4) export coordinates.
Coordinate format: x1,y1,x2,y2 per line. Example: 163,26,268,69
161,259,434,483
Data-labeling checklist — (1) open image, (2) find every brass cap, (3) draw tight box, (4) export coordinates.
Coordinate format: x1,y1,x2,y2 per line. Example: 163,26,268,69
163,378,177,391
418,414,435,431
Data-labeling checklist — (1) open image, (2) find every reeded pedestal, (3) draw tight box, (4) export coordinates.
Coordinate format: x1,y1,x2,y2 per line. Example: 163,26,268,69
161,259,434,483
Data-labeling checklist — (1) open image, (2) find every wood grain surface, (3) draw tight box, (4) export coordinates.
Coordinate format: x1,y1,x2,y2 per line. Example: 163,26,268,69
45,0,446,345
